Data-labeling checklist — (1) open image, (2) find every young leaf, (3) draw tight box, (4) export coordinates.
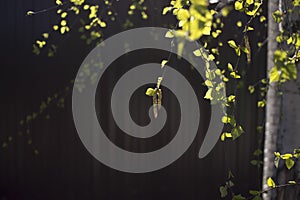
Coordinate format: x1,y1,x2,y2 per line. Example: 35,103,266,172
26,11,35,16
193,49,201,57
165,30,174,38
294,149,300,158
248,85,255,94
269,66,280,83
145,88,155,96
219,186,228,198
228,40,238,49
249,190,260,195
230,71,241,79
232,194,245,200
161,60,168,68
272,10,283,23
234,1,243,11
285,158,295,170
162,7,172,15
257,100,265,108
267,177,276,188
281,153,293,160
288,181,296,184
227,63,234,71
231,125,244,140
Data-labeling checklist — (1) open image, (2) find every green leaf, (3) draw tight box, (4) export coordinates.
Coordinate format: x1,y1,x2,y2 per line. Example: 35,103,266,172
267,177,276,188
269,66,280,83
245,2,261,16
281,153,293,159
161,60,168,68
288,181,296,184
281,63,297,81
193,49,201,57
222,115,233,124
56,0,63,5
250,160,258,166
227,95,236,103
252,196,262,200
285,158,295,170
165,30,174,38
26,11,35,16
272,10,283,23
249,190,260,195
274,157,280,168
274,152,281,157
61,12,68,18
257,100,265,108
231,125,244,140
246,0,254,5
204,88,213,100
162,6,172,15
227,63,234,71
246,26,254,31
248,85,255,94
253,148,262,156
219,186,228,198
228,180,234,187
234,1,244,11
230,71,241,79
177,9,190,20
260,16,266,22
228,40,238,49
145,88,155,96
204,80,213,87
32,44,40,55
221,132,232,141
42,33,49,39
294,149,300,158
232,194,245,200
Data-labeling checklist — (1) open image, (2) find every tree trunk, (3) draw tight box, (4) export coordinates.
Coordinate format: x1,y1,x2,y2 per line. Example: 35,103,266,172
263,0,300,199
262,0,281,199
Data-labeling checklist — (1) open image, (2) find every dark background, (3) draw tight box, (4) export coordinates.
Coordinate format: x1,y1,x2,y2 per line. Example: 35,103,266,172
0,0,267,199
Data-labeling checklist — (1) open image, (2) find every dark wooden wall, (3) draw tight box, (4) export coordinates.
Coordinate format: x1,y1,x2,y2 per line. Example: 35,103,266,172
0,0,267,199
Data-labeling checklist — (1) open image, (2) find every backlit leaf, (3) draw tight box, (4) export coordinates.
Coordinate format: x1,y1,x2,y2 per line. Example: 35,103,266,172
267,177,276,188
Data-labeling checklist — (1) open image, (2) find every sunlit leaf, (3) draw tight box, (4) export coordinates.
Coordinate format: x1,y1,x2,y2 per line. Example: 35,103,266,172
165,30,174,38
161,60,168,68
145,88,155,96
26,11,35,16
234,1,243,11
272,10,283,23
288,181,296,184
267,177,276,188
56,0,63,5
285,158,295,170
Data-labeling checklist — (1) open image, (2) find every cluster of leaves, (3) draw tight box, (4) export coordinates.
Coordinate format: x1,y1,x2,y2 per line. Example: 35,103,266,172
274,149,300,170
24,0,300,198
163,0,214,41
248,78,268,108
250,130,264,168
219,171,264,200
1,80,73,154
128,0,148,19
269,1,300,83
264,150,300,192
234,0,262,17
161,0,299,199
27,0,122,56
